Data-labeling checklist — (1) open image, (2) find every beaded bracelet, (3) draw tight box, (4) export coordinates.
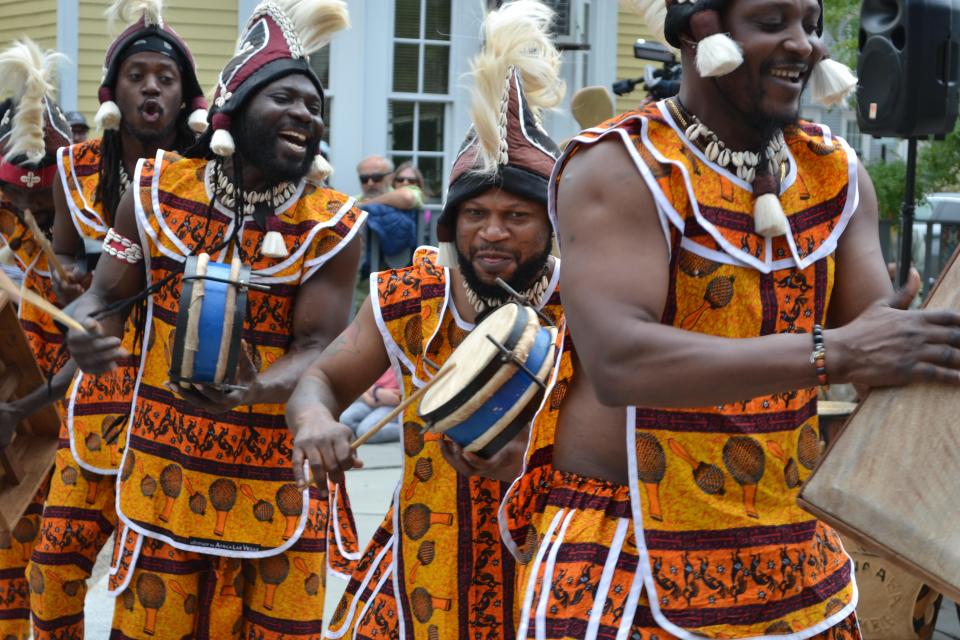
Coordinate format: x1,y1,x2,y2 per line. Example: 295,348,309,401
810,324,828,387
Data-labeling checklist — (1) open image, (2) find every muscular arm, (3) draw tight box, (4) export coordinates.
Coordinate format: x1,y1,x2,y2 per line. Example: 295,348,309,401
244,234,364,405
558,138,960,409
362,188,417,210
64,189,145,372
285,296,393,484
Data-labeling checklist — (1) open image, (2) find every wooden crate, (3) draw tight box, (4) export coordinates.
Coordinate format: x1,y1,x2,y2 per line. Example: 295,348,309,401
0,290,59,531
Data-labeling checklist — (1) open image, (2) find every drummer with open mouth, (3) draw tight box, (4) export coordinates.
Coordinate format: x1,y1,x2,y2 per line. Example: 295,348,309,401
284,2,565,637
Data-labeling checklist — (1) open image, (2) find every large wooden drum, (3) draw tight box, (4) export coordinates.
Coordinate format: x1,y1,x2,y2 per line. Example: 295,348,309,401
0,291,59,531
799,251,960,607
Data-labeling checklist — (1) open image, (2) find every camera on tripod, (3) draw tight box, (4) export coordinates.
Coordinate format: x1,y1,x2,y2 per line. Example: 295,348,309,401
612,39,682,100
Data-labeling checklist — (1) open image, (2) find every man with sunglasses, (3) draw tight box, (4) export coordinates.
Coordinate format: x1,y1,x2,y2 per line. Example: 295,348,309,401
355,154,419,273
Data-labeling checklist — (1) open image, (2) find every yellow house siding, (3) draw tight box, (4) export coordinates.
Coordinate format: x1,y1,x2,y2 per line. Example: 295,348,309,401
76,0,238,127
0,0,58,51
616,6,659,115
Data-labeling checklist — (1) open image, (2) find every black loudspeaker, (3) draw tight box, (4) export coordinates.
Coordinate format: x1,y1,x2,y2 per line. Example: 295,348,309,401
857,0,960,138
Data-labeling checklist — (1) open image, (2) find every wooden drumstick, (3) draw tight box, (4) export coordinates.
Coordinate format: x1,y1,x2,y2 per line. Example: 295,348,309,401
22,209,68,281
0,269,87,334
350,363,456,450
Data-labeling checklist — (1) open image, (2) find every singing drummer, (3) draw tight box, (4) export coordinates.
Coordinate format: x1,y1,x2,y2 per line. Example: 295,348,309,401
58,1,364,636
28,2,209,636
526,0,960,638
284,2,564,636
0,39,75,640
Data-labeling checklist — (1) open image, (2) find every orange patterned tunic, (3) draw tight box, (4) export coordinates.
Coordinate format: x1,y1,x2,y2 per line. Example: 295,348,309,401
55,138,142,474
0,202,68,378
547,100,859,640
116,149,365,557
326,247,562,639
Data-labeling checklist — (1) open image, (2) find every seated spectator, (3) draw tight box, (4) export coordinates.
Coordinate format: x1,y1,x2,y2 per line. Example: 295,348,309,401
338,368,401,443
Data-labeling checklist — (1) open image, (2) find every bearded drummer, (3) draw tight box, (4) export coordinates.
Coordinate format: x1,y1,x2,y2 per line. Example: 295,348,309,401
59,0,366,635
284,2,565,636
514,0,960,638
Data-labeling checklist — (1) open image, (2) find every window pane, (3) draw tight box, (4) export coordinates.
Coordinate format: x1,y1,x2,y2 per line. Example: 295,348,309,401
389,101,415,151
422,45,449,94
418,102,445,152
390,154,413,176
394,0,421,38
393,43,420,93
322,96,332,143
309,47,330,88
419,156,444,202
424,0,451,41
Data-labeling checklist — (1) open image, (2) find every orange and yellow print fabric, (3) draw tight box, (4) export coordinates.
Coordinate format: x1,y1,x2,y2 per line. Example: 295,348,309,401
552,100,857,639
57,139,109,239
116,150,364,555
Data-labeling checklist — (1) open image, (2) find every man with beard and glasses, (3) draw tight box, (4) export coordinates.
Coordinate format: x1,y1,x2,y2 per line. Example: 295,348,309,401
60,1,366,636
522,0,960,638
0,39,75,640
27,2,208,637
284,3,565,637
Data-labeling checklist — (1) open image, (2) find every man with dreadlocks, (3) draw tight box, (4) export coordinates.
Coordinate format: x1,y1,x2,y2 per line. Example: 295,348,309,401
27,3,208,637
519,0,960,638
0,38,74,640
63,1,364,636
284,2,564,638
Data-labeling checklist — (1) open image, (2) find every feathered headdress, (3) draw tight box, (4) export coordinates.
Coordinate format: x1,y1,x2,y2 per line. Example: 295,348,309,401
96,0,208,133
0,39,71,190
437,0,565,268
207,0,349,186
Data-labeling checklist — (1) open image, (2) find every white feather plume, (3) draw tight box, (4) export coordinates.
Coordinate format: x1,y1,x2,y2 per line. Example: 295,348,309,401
0,39,66,164
469,0,565,176
266,0,350,56
622,0,669,46
106,0,164,31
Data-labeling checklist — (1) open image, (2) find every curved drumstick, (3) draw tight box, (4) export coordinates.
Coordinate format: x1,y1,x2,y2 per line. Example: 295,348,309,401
168,579,187,600
0,269,86,333
240,484,257,503
22,209,68,281
293,557,310,576
350,363,456,449
668,439,698,467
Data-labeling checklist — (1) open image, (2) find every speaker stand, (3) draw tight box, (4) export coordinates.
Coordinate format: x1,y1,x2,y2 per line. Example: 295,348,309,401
896,138,919,287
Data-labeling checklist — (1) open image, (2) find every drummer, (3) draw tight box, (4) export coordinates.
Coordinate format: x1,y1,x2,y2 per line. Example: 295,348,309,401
58,1,364,636
525,0,960,638
284,2,564,636
28,1,208,635
0,39,74,640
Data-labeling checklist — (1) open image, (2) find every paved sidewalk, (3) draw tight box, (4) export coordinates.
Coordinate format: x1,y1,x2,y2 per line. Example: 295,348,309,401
71,442,960,638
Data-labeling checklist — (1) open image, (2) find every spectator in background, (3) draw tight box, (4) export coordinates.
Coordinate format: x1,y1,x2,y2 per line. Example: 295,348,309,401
355,155,420,272
63,111,89,143
338,368,401,443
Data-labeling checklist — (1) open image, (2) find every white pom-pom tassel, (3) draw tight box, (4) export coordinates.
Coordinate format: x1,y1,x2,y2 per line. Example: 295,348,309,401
95,100,122,131
811,58,857,108
188,108,209,134
307,153,333,184
753,193,789,238
211,128,235,157
261,230,289,258
695,33,743,77
437,242,458,269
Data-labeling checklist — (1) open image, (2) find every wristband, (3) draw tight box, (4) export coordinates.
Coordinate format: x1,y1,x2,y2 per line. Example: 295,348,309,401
810,324,828,387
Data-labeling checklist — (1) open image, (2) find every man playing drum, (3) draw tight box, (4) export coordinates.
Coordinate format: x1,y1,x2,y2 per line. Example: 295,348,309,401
60,0,365,636
283,2,565,637
519,0,960,638
0,38,75,640
28,2,209,635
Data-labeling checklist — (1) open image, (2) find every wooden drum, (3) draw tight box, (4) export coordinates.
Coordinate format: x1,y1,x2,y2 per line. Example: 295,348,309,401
799,251,960,613
418,302,557,458
0,291,59,531
169,253,251,390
